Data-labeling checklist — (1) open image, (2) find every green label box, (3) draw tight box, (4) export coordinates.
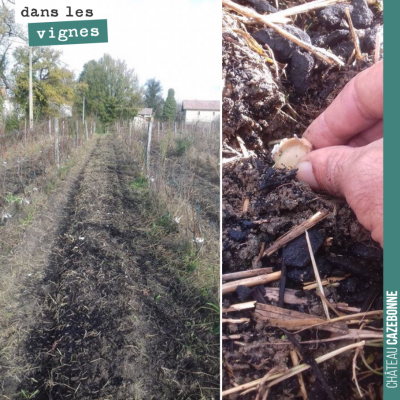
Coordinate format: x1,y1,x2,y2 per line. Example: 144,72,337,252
28,19,108,46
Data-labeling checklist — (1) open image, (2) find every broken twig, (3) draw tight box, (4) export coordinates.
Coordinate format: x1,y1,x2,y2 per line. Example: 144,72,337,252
270,0,349,21
222,318,250,324
290,350,307,400
222,301,256,313
255,303,348,334
306,230,330,319
222,267,273,281
264,211,330,257
222,271,281,294
345,7,363,60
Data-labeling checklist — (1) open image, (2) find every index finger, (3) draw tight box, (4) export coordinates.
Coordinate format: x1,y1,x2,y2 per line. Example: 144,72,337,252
303,60,383,149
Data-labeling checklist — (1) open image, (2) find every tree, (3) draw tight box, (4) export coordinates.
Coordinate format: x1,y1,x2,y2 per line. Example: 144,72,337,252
163,88,177,122
76,54,142,125
12,47,75,118
144,78,164,119
1,1,25,121
1,1,24,92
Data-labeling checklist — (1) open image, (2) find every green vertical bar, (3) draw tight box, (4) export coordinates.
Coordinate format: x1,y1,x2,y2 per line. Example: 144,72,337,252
384,1,400,399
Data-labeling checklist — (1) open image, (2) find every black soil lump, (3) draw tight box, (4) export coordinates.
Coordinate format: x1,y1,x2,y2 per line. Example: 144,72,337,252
332,40,355,61
351,241,383,261
317,4,353,28
287,256,332,283
236,0,277,14
289,49,315,94
312,29,350,48
282,228,325,267
252,25,311,62
351,0,374,28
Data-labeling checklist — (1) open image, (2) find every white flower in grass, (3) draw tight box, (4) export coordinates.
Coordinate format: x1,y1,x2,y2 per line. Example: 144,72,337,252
174,216,182,224
150,177,155,182
193,237,204,244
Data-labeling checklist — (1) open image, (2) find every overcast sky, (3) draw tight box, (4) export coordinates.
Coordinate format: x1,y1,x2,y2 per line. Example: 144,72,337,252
11,0,221,101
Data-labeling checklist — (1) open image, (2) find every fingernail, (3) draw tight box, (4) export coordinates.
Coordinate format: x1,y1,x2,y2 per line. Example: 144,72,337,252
297,161,319,189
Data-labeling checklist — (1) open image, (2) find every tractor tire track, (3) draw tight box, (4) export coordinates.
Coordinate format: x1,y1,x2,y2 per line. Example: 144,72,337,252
18,136,218,400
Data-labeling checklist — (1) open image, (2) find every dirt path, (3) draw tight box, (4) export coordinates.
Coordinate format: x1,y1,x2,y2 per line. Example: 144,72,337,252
1,136,218,400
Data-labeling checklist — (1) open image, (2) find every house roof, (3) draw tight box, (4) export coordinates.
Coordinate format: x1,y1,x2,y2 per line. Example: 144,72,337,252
138,108,153,116
182,100,220,111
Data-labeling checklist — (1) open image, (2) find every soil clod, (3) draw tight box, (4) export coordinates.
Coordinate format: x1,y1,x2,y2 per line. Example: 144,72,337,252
282,228,325,267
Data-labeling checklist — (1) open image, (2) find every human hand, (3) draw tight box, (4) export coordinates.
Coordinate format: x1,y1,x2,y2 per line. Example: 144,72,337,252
297,61,383,247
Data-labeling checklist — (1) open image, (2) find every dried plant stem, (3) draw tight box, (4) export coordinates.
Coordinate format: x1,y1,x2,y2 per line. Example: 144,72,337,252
264,211,330,257
222,341,365,397
374,29,382,64
222,318,250,324
222,271,281,294
242,197,250,213
237,135,249,157
345,7,363,60
245,330,382,345
294,310,383,334
305,230,330,319
222,0,344,66
231,28,275,64
303,275,348,290
316,289,345,317
290,350,308,400
222,267,273,281
222,334,242,340
352,347,363,397
271,0,349,20
255,366,283,400
222,301,256,313
222,289,309,313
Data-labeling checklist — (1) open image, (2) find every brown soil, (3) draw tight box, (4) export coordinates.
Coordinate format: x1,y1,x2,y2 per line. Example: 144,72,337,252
0,136,219,399
222,1,383,399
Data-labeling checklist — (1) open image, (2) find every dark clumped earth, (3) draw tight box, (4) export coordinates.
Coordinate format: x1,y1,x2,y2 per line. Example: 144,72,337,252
223,0,383,399
0,137,219,399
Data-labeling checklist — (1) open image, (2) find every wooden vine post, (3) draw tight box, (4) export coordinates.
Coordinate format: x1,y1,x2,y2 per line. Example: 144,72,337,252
54,117,60,168
146,118,153,173
85,121,89,141
75,120,79,146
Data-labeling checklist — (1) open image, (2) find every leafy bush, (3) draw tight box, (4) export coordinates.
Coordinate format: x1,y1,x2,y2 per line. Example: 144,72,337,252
175,137,192,156
175,137,192,157
5,113,20,133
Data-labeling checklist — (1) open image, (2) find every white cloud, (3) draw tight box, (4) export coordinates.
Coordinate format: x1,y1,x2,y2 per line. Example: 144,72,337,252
21,0,222,101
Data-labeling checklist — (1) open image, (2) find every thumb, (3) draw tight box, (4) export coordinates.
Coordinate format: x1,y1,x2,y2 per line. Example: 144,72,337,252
296,140,383,246
296,145,355,195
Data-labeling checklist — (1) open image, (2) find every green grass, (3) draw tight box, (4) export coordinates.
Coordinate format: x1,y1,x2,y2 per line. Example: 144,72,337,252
45,182,55,194
58,163,71,180
20,389,39,399
20,209,35,227
130,174,148,191
4,194,23,205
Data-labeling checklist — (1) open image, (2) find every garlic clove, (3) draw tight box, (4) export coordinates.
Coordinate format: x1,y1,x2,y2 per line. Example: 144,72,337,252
272,136,313,169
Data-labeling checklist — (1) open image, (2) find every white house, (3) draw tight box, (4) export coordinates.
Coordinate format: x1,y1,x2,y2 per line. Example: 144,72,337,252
181,100,220,123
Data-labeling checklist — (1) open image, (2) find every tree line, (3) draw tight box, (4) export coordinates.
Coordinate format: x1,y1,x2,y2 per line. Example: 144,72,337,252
0,2,178,133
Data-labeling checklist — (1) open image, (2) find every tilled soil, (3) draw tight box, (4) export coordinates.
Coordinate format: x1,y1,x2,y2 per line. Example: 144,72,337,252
222,1,383,399
1,136,218,399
